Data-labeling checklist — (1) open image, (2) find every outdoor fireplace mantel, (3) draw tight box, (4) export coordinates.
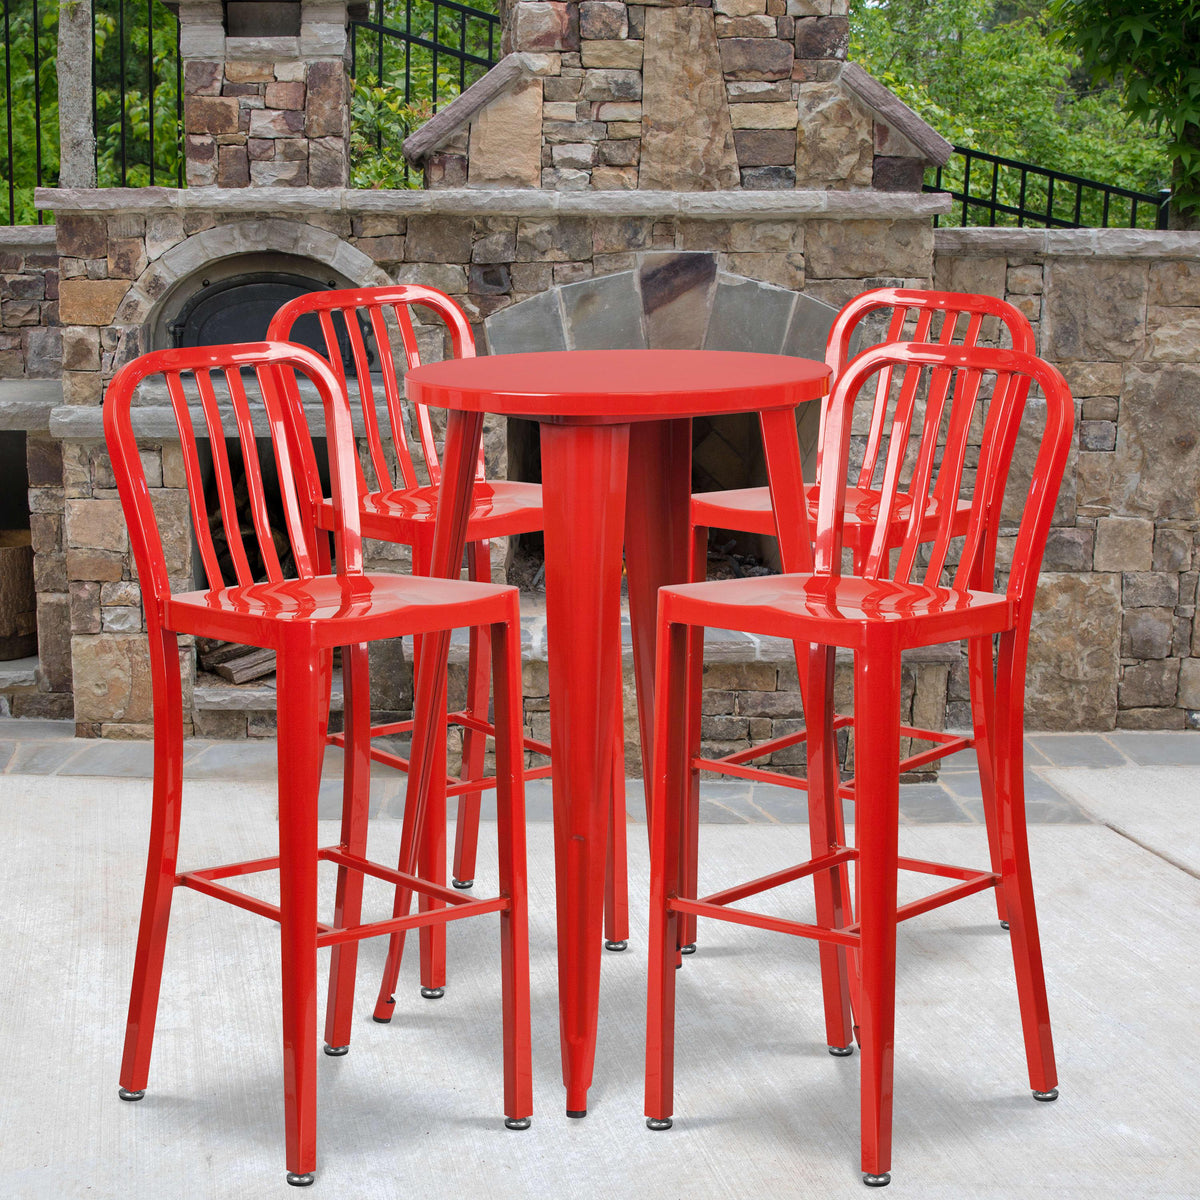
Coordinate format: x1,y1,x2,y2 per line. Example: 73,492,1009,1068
38,186,951,222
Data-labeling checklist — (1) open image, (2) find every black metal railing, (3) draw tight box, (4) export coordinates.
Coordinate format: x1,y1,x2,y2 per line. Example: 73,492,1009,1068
92,0,183,189
927,145,1170,230
349,0,499,186
0,0,182,225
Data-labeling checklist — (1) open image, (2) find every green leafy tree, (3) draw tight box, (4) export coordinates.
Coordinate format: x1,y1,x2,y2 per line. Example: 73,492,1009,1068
1048,0,1200,224
0,0,60,223
349,0,497,188
852,0,1173,226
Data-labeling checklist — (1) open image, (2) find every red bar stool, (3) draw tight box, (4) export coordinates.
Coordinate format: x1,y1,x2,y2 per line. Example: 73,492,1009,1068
267,285,631,1015
645,342,1072,1187
106,341,532,1187
678,289,1037,953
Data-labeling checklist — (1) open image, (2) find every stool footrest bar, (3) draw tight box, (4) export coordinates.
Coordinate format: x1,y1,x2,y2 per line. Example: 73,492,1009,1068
700,847,857,908
669,896,859,948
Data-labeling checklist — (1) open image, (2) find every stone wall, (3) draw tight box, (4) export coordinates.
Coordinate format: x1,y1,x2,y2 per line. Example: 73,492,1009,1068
407,2,949,192
38,185,945,734
935,228,1200,731
0,228,60,380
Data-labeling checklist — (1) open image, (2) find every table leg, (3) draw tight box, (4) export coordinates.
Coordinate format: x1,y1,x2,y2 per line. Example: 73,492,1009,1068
540,420,630,1117
624,419,693,803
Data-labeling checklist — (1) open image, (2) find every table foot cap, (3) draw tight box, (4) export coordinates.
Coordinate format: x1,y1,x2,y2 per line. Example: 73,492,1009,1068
828,1045,854,1057
604,939,628,952
863,1173,890,1188
420,986,445,1000
1033,1088,1059,1102
452,879,474,890
679,943,697,955
118,1088,145,1102
646,1117,672,1131
323,1044,349,1057
505,1117,531,1130
286,1173,315,1188
566,1109,587,1119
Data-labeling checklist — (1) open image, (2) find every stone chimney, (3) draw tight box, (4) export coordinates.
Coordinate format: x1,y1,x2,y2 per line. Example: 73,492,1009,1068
178,0,353,187
403,0,952,192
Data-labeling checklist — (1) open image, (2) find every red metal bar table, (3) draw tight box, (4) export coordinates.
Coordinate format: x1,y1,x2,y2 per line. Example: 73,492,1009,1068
399,349,830,1116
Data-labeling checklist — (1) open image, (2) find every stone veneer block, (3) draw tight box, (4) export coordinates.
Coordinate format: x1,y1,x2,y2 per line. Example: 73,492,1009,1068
733,128,796,166
704,274,797,353
469,78,544,187
639,252,718,349
795,82,872,188
1112,365,1200,522
781,292,838,358
484,288,567,355
1044,260,1148,362
718,37,794,80
580,40,644,69
560,271,646,350
1025,572,1121,729
730,103,800,129
640,8,740,191
580,2,628,39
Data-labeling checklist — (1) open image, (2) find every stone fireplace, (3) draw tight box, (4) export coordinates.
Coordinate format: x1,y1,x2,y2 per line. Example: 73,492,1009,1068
26,0,966,748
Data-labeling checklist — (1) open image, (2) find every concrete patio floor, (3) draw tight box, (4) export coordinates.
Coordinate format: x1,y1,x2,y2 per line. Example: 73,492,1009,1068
1,723,1197,1199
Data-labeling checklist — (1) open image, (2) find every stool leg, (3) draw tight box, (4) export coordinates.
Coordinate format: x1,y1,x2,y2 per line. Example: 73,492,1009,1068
323,642,371,1054
853,638,901,1187
968,634,1009,925
492,609,533,1124
119,629,185,1100
276,641,322,1184
452,539,493,888
677,522,707,953
407,535,448,999
645,618,689,1128
806,642,854,1054
604,710,630,950
994,637,1057,1097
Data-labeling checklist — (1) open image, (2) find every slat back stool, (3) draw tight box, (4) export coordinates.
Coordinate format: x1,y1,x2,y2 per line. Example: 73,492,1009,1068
106,341,532,1187
268,285,631,1016
679,289,1038,954
645,341,1073,1187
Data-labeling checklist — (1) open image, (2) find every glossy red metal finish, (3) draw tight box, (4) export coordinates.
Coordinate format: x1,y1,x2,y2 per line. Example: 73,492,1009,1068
402,348,830,1115
267,286,632,964
645,342,1072,1183
683,289,1039,949
106,341,532,1184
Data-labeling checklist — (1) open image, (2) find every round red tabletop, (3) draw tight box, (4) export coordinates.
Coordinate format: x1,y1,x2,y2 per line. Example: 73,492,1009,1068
405,348,830,423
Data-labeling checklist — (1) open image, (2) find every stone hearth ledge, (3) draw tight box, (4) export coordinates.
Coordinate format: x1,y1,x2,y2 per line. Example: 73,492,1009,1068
38,186,951,221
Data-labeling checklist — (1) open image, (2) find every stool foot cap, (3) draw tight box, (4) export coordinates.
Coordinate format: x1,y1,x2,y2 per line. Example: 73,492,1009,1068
452,879,473,890
420,986,445,1000
118,1088,145,1102
646,1117,672,1131
286,1173,315,1187
1000,920,1010,929
863,1173,891,1188
372,1015,392,1024
604,939,628,952
1033,1088,1059,1102
679,943,697,955
505,1117,531,1130
323,1044,349,1057
566,1109,587,1119
828,1045,854,1057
